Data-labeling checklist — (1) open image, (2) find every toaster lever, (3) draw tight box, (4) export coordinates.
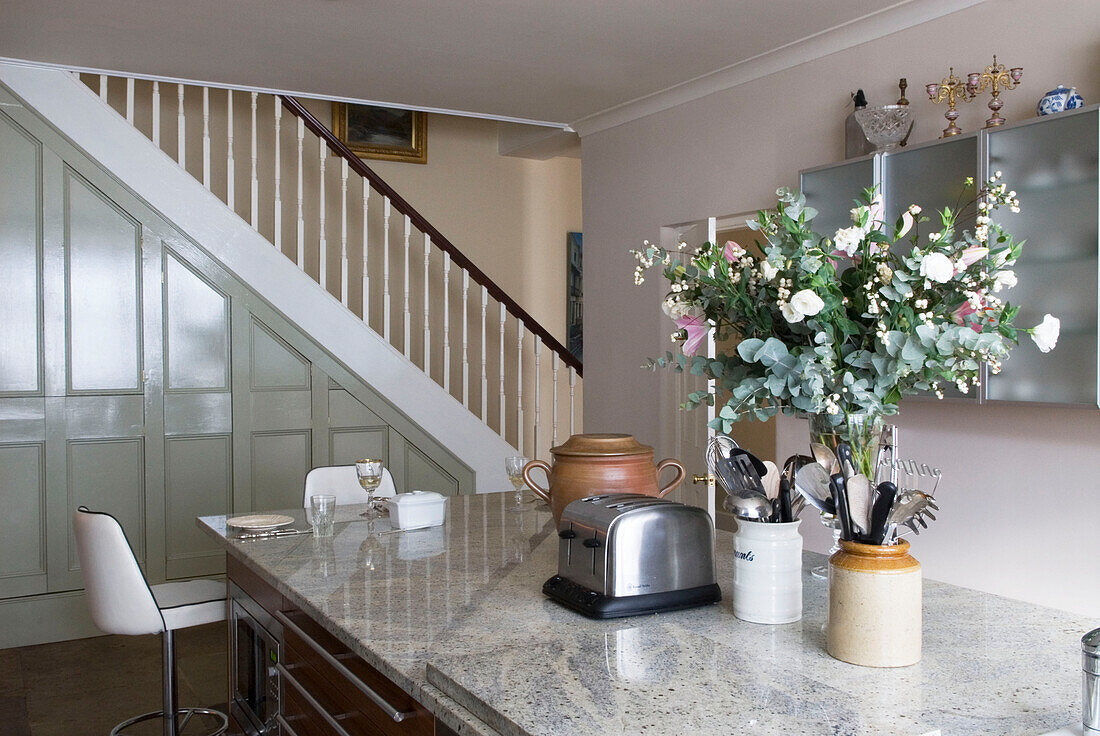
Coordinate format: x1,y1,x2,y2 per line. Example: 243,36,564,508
558,529,576,539
582,537,602,548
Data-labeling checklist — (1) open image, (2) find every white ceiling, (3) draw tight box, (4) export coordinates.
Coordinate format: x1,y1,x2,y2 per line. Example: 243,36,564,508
0,0,980,132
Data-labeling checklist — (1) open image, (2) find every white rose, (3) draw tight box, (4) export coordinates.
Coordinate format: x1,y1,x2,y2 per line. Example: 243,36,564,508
780,302,805,323
760,261,778,281
992,270,1017,292
919,252,954,283
833,226,863,256
789,289,824,317
1030,313,1060,353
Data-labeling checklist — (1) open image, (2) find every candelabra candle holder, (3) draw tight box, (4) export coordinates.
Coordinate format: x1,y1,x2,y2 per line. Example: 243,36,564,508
926,68,977,138
967,55,1023,128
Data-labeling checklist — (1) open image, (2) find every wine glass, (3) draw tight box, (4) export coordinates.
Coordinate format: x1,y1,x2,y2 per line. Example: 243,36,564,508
810,513,841,579
355,459,385,518
505,456,529,512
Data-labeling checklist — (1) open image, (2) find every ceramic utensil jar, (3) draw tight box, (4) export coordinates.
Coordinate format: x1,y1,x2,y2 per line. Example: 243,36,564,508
731,518,803,624
522,433,685,522
827,540,921,667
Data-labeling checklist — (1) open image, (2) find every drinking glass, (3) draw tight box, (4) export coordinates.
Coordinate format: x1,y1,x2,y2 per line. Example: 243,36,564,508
810,513,841,579
310,494,336,538
355,459,385,518
505,456,529,512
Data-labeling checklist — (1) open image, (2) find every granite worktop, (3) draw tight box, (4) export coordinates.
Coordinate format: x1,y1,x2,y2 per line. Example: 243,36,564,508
199,492,1093,736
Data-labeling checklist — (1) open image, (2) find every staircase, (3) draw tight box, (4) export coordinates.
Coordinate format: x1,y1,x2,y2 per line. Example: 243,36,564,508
0,61,582,487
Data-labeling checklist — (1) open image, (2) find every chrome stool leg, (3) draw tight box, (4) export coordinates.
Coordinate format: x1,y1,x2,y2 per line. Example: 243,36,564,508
109,631,228,736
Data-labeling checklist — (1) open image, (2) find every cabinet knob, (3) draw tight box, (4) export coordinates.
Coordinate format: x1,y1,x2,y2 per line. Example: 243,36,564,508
692,473,715,485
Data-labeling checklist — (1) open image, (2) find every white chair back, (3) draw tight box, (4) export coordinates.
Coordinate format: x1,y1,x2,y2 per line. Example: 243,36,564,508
303,465,396,508
73,507,165,636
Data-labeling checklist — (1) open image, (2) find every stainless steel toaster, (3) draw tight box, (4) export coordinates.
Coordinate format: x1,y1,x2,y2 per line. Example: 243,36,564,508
542,494,721,618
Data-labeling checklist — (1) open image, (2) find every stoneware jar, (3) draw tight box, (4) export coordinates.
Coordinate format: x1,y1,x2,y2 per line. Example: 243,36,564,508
731,518,803,624
827,539,921,667
522,433,685,522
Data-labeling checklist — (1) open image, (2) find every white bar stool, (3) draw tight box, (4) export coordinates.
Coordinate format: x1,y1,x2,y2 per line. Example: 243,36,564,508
73,506,229,736
302,464,396,507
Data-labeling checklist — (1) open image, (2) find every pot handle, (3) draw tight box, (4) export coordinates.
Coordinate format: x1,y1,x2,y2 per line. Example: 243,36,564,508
521,460,552,504
655,458,686,497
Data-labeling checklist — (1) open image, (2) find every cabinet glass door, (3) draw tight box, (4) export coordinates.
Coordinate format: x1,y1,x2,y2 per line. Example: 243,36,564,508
800,157,875,240
984,109,1099,405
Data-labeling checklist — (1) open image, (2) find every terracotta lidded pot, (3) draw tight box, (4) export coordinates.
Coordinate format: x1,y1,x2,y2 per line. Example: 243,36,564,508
522,433,685,521
827,539,922,668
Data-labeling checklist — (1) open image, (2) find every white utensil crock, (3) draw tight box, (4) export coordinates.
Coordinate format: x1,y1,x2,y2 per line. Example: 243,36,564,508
731,518,802,624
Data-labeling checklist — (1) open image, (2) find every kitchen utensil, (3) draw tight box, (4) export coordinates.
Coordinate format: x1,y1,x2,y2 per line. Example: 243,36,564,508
761,461,781,500
521,434,686,522
730,447,769,477
845,473,872,536
544,494,721,618
226,514,296,531
868,481,897,545
794,463,836,515
830,473,854,541
886,491,939,542
234,527,309,540
835,443,857,480
730,452,766,494
777,476,794,523
722,492,774,522
810,442,839,474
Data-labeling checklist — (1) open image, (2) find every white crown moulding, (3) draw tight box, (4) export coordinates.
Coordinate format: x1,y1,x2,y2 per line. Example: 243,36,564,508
568,0,990,138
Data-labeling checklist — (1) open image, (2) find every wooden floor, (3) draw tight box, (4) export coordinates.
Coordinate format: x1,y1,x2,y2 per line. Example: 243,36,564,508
0,622,226,736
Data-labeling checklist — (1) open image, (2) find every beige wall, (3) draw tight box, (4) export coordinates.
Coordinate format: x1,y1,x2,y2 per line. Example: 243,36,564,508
582,0,1100,614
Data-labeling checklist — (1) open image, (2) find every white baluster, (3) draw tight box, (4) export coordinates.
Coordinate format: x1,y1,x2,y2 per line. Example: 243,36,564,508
176,84,186,167
226,90,235,210
551,351,559,447
462,271,470,408
250,92,259,229
569,366,577,435
151,81,161,148
403,214,411,358
340,158,349,306
361,183,370,324
480,285,488,422
382,198,392,342
498,304,506,437
201,87,211,189
98,74,107,100
318,137,327,290
273,102,282,251
442,253,451,394
422,232,431,375
296,117,305,269
516,324,524,454
534,341,542,460
125,77,134,124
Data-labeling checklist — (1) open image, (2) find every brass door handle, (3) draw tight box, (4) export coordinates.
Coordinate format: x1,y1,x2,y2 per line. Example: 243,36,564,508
692,473,714,485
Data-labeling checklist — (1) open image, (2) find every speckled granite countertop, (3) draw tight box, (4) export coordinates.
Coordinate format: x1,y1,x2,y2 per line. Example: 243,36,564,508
199,492,1092,736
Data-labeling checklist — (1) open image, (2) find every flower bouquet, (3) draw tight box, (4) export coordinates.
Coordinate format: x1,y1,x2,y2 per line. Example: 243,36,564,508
632,174,1057,477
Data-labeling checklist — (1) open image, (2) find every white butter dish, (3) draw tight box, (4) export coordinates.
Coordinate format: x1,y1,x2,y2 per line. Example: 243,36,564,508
385,491,447,530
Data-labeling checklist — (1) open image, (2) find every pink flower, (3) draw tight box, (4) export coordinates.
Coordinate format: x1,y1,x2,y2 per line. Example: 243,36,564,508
952,301,984,333
676,314,709,356
723,241,746,262
955,246,989,273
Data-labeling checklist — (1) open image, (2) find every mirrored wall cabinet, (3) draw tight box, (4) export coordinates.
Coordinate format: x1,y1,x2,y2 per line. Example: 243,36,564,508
800,105,1100,407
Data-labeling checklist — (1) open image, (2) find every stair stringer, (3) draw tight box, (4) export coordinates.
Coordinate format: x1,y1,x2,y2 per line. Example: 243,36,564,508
0,60,513,491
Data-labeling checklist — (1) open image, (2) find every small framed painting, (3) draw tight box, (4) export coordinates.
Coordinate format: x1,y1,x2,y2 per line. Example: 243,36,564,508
566,232,583,363
331,102,427,164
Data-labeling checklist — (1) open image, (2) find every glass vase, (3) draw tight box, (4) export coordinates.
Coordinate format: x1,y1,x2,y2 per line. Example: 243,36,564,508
807,412,886,579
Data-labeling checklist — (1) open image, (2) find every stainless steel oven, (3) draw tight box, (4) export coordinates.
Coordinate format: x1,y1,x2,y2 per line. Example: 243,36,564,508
229,582,282,735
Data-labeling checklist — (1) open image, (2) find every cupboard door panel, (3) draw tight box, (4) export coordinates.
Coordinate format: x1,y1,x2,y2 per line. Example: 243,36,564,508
0,442,47,597
65,169,143,394
251,430,310,511
329,428,388,467
800,157,875,240
0,111,43,396
165,252,230,391
65,438,146,571
165,435,231,579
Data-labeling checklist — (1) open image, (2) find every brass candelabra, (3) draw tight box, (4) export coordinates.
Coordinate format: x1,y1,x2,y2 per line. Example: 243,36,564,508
925,68,976,138
967,55,1023,128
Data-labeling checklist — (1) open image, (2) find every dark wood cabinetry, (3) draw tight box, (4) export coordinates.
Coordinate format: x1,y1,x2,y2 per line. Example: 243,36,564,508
227,555,443,736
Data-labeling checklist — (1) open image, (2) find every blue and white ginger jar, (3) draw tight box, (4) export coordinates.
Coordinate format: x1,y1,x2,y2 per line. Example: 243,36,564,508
1038,85,1084,116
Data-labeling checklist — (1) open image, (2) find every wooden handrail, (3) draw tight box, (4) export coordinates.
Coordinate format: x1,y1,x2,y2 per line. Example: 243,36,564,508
278,95,582,377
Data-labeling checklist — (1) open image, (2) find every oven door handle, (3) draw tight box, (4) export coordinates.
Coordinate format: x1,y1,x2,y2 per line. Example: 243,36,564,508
274,610,414,723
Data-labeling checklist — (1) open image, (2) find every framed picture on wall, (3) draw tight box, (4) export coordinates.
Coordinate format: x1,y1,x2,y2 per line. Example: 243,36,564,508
566,232,583,363
331,102,427,164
